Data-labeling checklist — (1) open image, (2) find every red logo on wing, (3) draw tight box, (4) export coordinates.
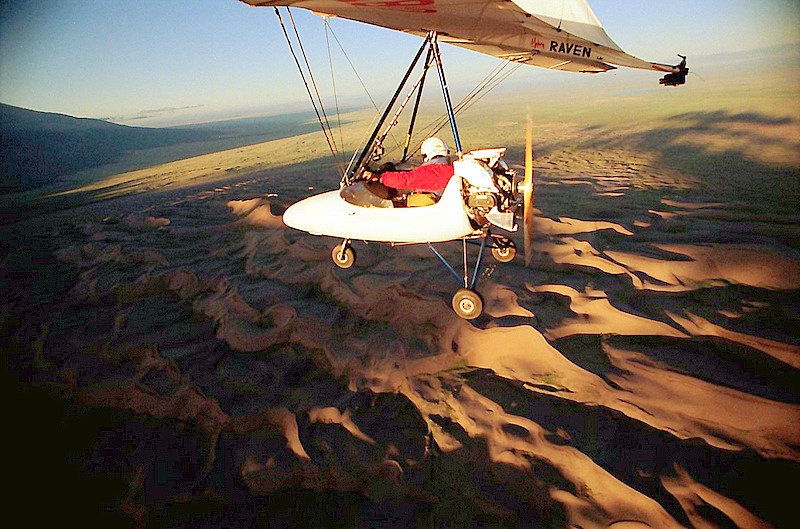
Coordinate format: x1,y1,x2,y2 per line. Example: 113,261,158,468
338,0,436,13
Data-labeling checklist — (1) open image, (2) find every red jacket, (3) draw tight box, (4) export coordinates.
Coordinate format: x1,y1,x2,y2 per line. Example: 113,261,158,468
380,163,455,192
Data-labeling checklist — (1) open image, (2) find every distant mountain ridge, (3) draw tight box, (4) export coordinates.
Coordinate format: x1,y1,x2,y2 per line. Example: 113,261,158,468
1,104,131,133
0,103,215,193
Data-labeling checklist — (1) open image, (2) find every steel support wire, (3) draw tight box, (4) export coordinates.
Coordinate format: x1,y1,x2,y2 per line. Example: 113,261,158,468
415,60,521,149
274,8,343,176
348,33,431,182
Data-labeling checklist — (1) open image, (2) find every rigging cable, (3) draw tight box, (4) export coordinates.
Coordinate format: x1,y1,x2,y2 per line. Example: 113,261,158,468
324,20,381,114
323,18,345,159
455,60,521,116
325,19,415,168
324,18,401,172
274,7,343,176
286,9,339,156
417,60,514,141
411,59,521,156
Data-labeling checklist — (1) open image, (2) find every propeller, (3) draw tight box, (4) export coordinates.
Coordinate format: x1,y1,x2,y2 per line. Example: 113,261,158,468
523,117,534,266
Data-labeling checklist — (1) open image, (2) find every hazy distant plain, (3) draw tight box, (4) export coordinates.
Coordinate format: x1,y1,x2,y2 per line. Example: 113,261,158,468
10,46,796,217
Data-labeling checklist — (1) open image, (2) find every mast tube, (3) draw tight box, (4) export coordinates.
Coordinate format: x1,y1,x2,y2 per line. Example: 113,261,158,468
431,33,462,156
402,46,434,162
376,59,433,160
346,33,432,184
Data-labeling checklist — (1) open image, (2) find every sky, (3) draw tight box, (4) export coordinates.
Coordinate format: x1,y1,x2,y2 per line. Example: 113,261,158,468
1,0,798,127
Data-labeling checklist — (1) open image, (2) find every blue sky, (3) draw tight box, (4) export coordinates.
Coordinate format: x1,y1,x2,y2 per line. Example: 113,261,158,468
1,0,798,126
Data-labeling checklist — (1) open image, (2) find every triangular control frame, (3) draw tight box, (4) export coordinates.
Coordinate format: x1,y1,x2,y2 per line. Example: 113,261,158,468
344,31,462,186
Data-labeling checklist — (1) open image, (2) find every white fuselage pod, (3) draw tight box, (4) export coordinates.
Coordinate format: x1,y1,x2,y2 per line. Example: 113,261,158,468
282,175,475,243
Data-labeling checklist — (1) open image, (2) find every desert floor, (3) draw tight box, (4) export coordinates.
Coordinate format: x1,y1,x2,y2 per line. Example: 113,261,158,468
4,56,800,527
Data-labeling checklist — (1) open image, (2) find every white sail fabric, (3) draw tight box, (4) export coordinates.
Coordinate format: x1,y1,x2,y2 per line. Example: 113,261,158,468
241,0,678,74
512,0,622,51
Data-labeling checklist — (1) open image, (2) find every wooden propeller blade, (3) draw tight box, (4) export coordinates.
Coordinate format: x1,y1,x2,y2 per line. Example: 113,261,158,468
523,117,534,266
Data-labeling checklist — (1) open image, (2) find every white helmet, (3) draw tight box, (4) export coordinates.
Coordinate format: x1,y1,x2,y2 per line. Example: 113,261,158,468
420,137,448,161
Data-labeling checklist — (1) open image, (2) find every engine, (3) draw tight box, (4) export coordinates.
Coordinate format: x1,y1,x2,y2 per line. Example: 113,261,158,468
456,148,519,232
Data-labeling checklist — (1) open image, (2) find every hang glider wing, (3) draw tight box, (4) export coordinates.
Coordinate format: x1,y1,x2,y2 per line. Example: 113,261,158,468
240,0,684,76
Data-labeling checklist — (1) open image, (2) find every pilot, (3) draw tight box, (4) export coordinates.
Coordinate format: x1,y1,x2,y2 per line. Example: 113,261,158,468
365,136,454,194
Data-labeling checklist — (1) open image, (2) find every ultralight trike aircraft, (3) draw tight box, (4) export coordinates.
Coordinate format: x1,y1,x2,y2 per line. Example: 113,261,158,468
239,0,688,319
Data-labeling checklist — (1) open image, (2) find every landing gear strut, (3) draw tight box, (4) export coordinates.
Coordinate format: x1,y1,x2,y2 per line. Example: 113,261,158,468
331,232,514,319
429,233,493,320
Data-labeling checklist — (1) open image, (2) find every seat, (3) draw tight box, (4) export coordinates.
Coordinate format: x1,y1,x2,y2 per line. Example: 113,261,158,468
406,193,437,207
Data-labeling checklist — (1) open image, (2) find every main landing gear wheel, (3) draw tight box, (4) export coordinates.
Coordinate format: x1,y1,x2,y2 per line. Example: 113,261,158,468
491,240,517,263
452,288,483,320
332,244,355,269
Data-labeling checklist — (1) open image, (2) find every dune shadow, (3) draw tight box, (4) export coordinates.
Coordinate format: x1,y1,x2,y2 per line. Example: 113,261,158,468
555,333,800,404
1,151,339,227
464,370,799,529
670,111,794,126
572,110,799,212
6,103,800,527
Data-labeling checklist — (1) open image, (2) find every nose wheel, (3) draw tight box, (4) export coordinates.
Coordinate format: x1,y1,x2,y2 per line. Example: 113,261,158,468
452,288,483,320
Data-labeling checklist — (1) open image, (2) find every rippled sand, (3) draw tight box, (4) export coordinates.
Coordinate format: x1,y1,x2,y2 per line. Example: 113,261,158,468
5,115,800,528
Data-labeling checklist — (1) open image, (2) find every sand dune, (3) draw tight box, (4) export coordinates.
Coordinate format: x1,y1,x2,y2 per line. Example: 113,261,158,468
6,111,800,527
668,311,800,369
526,284,688,339
606,244,800,291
